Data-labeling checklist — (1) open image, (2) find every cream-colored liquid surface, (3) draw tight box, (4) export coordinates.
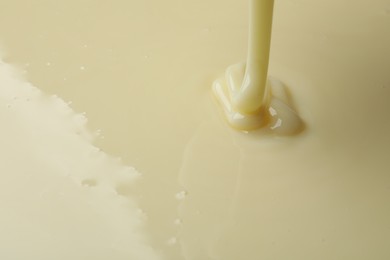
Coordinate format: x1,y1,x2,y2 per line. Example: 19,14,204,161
0,0,390,259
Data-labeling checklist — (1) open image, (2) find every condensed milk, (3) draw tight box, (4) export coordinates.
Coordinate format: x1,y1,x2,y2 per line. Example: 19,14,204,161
0,0,389,259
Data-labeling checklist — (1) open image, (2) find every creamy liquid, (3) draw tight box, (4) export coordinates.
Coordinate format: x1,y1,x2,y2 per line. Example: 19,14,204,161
0,0,390,259
213,0,302,133
214,0,274,115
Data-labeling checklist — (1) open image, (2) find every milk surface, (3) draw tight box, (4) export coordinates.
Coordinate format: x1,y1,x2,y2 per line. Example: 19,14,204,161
0,0,389,259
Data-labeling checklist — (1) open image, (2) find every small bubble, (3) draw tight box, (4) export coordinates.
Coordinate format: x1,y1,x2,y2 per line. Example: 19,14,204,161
46,62,51,66
175,191,188,200
81,179,98,187
136,209,147,219
91,147,100,153
174,218,182,225
80,66,86,70
167,237,177,246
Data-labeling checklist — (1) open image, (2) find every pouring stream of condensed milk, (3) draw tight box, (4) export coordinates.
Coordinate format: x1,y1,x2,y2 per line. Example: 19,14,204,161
213,0,303,134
